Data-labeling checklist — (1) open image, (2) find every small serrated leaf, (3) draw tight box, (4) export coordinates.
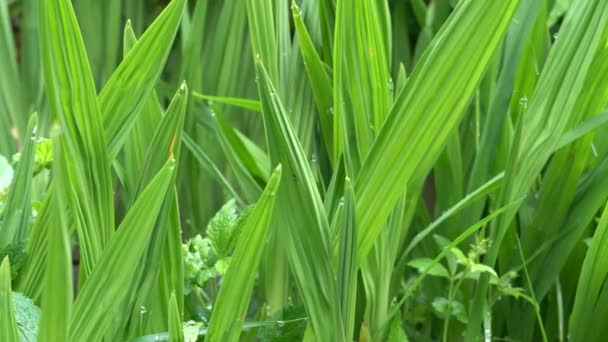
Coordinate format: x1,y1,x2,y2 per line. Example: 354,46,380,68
206,199,239,258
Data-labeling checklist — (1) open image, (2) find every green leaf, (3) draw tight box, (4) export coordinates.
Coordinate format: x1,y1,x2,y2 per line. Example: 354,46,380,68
468,263,498,278
192,93,261,112
39,0,114,283
354,0,521,262
168,293,184,342
99,0,186,158
337,178,358,342
0,257,19,342
206,199,239,258
69,160,175,341
569,203,608,341
38,138,72,342
0,114,38,245
292,2,333,155
467,2,608,337
206,165,281,342
408,258,450,279
254,59,344,340
431,297,468,324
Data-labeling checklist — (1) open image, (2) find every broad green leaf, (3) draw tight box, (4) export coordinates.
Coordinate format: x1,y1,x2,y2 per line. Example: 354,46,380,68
254,60,344,341
119,21,164,197
116,84,188,338
99,0,185,158
39,0,114,283
69,160,175,341
206,165,281,342
354,0,521,262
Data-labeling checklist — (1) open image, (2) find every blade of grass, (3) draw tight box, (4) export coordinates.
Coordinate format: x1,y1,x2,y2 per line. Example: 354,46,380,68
467,2,608,337
0,114,37,245
192,93,261,112
168,293,184,342
0,257,19,342
99,0,185,159
206,165,281,342
254,59,344,341
38,138,72,342
39,0,115,283
69,160,175,341
337,178,357,342
354,0,521,261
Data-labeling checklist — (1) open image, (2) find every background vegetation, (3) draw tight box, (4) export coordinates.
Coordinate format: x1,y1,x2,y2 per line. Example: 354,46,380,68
1,0,608,341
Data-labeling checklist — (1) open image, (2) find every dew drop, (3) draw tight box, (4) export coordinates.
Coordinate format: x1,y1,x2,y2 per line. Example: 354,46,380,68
327,107,334,115
519,96,528,107
277,320,286,327
207,100,214,106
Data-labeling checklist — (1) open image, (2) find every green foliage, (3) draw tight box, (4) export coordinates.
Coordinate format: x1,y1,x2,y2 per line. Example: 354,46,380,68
2,0,608,341
183,199,244,294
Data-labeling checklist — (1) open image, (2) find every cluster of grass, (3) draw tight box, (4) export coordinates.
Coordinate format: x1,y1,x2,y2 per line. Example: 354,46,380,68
1,0,608,341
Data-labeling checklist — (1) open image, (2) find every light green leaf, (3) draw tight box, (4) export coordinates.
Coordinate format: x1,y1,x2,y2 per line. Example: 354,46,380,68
354,0,521,262
206,199,239,258
206,165,281,342
99,0,186,158
38,138,72,342
408,258,450,279
0,257,19,342
69,160,175,341
0,114,38,245
39,0,114,283
168,293,184,342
